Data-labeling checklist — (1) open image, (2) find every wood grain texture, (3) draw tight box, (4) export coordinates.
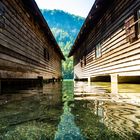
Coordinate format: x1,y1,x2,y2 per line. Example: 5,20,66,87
73,0,140,79
0,0,63,80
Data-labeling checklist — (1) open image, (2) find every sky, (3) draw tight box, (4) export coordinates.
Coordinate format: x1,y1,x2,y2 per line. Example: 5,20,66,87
35,0,95,17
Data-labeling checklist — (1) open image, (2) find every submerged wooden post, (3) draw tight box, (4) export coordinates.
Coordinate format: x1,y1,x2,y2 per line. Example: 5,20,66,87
110,74,118,94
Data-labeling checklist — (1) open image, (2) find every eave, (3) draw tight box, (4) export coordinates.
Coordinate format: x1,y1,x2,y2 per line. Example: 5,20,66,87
21,0,65,60
68,0,112,57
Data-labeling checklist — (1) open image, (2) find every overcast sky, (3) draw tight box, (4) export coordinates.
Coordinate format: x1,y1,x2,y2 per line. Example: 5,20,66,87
35,0,95,17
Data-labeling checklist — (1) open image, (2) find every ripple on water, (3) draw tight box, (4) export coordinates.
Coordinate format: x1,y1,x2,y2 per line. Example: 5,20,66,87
0,81,140,140
73,81,140,140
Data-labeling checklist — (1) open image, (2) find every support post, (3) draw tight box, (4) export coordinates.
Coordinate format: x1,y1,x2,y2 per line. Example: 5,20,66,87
88,77,91,85
110,74,118,94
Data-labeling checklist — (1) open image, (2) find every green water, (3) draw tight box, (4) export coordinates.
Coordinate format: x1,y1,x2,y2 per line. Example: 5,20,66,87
0,81,140,140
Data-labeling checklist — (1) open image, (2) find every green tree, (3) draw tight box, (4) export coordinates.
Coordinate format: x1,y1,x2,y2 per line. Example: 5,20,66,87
41,9,85,79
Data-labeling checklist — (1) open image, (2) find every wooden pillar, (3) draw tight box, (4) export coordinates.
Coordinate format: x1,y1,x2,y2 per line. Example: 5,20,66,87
110,74,118,94
88,77,91,85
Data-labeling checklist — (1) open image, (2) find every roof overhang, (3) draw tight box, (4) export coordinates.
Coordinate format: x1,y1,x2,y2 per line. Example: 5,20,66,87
21,0,65,60
68,0,112,57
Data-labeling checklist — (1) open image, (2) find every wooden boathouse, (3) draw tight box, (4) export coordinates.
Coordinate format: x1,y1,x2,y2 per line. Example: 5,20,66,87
0,0,65,89
69,0,140,93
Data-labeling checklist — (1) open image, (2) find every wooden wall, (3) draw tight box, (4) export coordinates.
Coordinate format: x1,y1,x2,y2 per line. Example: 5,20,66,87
0,0,63,80
73,0,140,79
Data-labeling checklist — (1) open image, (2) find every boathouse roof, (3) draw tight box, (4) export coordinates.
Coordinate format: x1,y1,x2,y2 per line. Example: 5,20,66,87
21,0,65,60
68,0,112,57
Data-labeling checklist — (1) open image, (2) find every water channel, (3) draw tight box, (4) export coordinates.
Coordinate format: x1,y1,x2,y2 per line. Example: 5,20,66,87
0,81,140,140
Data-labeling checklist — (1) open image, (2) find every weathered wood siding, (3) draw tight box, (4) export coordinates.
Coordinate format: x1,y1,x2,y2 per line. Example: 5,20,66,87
73,0,140,79
0,0,63,80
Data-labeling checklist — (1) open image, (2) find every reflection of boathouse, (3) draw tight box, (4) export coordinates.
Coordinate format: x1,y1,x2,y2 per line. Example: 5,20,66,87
102,102,140,139
69,0,140,93
88,100,140,139
0,0,65,89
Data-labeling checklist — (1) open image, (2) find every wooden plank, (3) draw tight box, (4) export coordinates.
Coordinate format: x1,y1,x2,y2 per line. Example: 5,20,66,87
0,0,62,79
74,0,140,79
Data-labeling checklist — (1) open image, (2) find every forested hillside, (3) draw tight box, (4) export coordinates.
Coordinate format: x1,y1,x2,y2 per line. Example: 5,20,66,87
41,9,85,79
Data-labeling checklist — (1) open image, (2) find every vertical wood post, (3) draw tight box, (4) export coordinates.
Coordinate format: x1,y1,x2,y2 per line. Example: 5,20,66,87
88,77,91,85
110,74,118,94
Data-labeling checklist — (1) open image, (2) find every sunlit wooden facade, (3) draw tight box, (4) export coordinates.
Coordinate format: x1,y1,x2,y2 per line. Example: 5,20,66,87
69,0,140,86
0,0,65,87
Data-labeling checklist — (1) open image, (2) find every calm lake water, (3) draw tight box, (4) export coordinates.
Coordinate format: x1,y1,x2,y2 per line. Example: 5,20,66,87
0,81,140,140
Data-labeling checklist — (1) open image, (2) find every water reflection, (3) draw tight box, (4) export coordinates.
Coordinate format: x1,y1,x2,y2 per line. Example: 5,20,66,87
55,82,84,140
0,82,63,139
74,81,140,140
74,81,140,105
0,81,140,140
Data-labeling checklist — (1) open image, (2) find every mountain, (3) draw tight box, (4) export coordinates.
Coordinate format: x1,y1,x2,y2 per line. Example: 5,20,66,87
41,9,84,40
41,9,85,79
